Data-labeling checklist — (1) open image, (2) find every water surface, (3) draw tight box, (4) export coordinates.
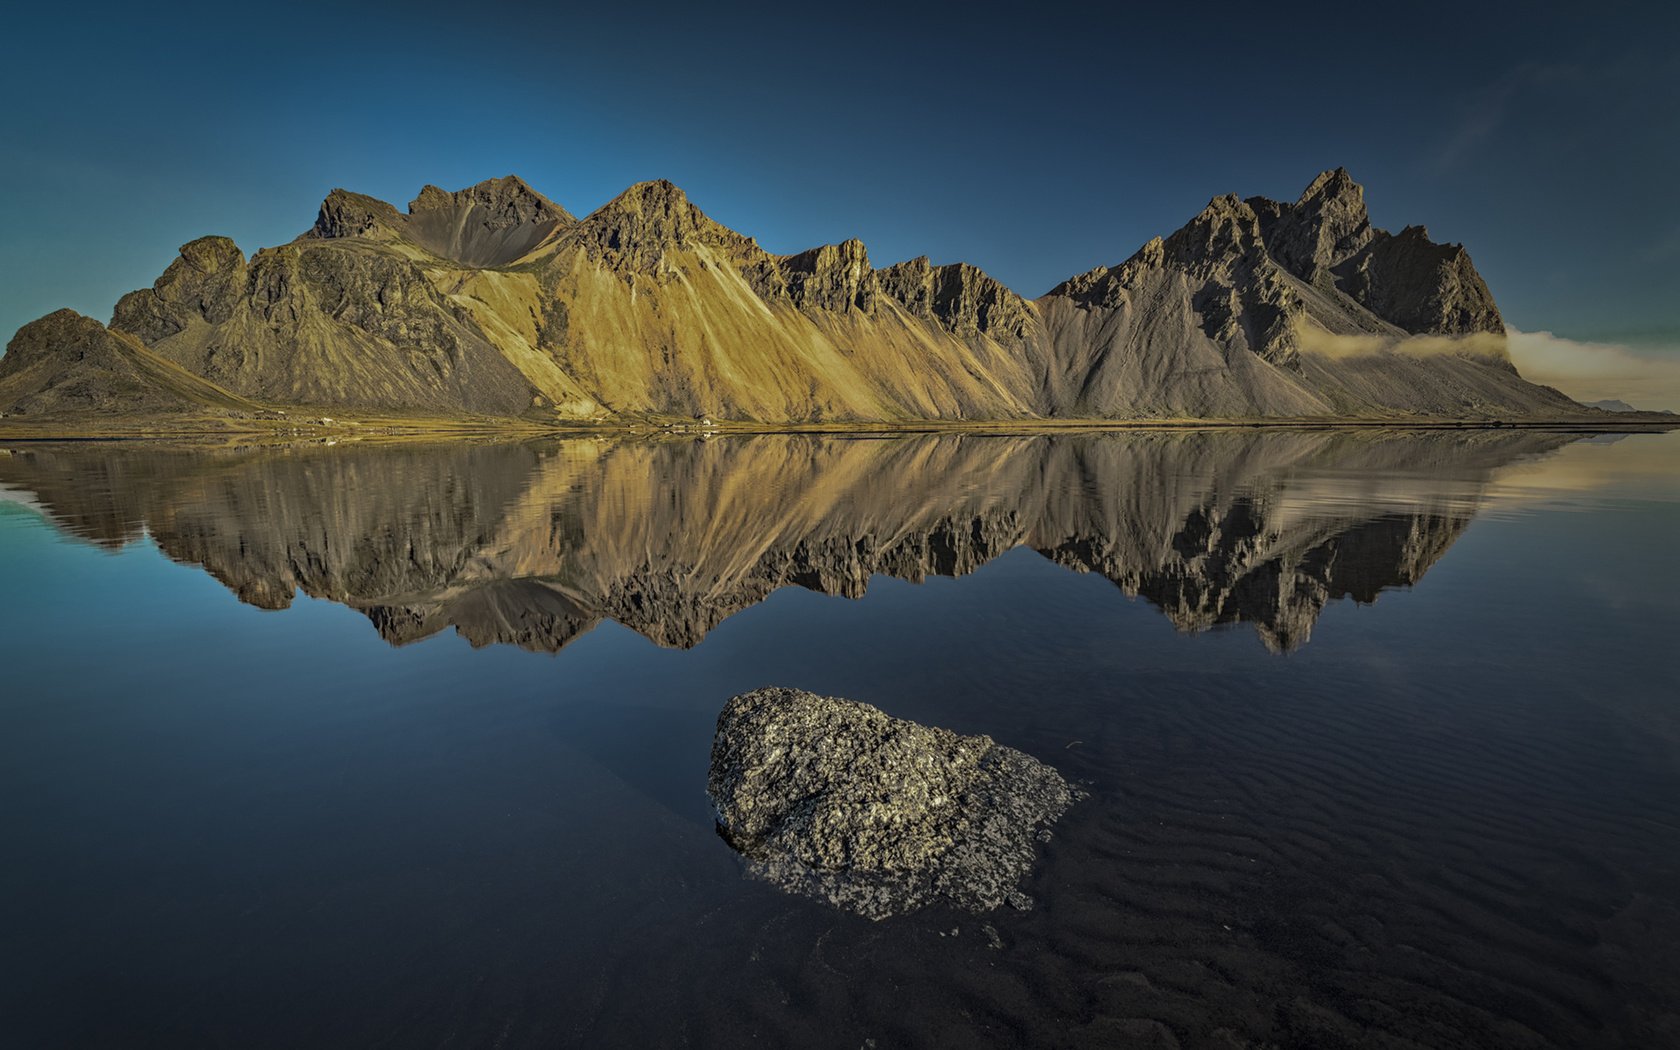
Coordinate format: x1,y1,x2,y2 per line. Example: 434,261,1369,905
1,429,1676,1048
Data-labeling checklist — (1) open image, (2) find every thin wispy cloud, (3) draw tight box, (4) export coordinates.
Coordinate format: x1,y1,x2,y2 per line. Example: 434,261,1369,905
1507,327,1680,411
1429,63,1576,174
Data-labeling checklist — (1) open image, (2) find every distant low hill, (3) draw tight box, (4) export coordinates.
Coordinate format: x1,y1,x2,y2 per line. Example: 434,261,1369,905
1586,399,1673,415
0,170,1611,425
0,309,262,419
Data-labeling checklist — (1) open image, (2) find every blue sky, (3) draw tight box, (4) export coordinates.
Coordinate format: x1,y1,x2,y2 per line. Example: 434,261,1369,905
3,1,1676,399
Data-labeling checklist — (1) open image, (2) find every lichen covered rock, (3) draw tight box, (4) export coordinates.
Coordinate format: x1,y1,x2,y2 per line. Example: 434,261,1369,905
708,686,1079,919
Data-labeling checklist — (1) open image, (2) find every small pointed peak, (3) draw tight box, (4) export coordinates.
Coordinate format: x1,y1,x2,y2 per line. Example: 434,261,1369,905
880,255,933,274
409,184,452,212
320,187,389,208
584,180,702,227
1298,167,1363,205
1264,168,1374,280
1190,194,1260,231
614,179,690,208
583,180,698,229
464,174,553,206
1187,195,1260,234
573,180,738,275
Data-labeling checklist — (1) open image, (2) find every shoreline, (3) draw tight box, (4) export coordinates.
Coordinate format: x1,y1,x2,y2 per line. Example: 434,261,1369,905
0,412,1675,445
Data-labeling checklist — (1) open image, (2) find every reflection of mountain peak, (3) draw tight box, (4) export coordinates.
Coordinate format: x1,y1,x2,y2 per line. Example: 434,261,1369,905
0,432,1574,653
1038,495,1468,652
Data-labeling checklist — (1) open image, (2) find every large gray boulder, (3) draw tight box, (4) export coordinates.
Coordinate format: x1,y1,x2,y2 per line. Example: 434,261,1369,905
707,687,1079,920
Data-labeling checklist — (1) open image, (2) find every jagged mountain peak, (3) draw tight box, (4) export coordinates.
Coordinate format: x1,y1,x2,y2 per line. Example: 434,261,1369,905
569,179,760,275
407,175,573,224
1043,166,1500,342
875,256,1035,340
311,189,405,240
1198,192,1258,218
1265,167,1375,280
1296,167,1362,206
620,177,688,202
1169,194,1267,265
588,179,699,222
402,174,573,266
305,177,575,266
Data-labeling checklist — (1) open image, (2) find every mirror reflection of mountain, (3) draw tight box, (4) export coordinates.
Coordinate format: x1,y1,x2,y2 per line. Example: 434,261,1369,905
0,430,1576,653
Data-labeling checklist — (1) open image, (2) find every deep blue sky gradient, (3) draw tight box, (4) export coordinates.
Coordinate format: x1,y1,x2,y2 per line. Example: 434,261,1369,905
3,1,1676,349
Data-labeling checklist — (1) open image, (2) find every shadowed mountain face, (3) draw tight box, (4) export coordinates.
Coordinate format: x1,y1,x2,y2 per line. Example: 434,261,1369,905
0,430,1575,653
0,170,1592,422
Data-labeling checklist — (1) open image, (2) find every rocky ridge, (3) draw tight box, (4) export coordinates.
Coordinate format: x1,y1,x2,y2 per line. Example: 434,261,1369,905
0,169,1590,422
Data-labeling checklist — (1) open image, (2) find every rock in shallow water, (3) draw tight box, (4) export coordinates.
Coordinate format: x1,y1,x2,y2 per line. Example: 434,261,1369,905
707,686,1080,920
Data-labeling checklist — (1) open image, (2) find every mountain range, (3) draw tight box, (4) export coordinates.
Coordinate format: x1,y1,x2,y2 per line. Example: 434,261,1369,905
0,170,1610,424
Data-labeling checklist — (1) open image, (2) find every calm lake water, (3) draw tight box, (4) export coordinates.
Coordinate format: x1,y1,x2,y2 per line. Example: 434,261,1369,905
1,429,1677,1049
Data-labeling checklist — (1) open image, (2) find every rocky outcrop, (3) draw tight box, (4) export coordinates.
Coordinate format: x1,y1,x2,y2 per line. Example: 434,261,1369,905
311,189,406,241
877,257,1036,340
776,240,877,313
1255,167,1376,283
111,237,249,344
1337,225,1504,335
1251,168,1502,336
708,687,1078,919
